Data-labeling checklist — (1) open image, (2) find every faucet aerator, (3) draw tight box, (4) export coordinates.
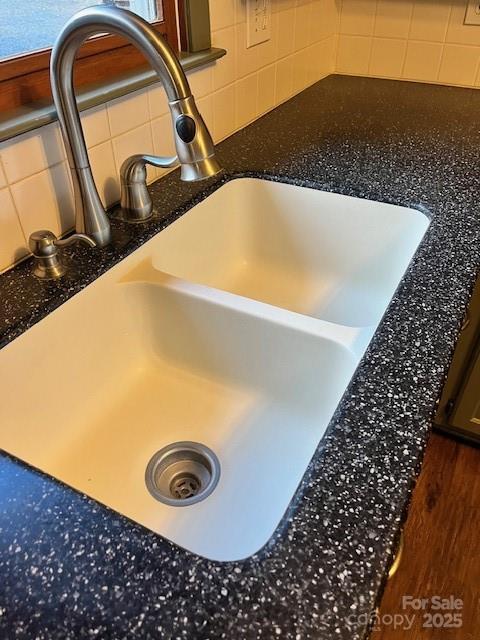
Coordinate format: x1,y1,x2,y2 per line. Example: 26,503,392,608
180,157,222,182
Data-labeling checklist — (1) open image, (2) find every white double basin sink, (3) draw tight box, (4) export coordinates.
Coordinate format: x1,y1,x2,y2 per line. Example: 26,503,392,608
0,178,429,561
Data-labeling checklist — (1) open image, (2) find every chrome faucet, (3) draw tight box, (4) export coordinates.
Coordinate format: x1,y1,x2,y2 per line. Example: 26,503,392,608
50,6,221,247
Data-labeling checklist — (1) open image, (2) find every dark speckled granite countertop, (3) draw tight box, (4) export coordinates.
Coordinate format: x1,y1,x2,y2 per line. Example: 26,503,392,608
1,75,479,639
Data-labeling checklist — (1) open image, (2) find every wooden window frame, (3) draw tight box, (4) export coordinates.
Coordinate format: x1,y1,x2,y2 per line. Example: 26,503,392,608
0,0,180,113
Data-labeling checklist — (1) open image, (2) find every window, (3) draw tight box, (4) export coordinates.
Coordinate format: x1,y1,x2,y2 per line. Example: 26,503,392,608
0,1,164,60
0,0,179,112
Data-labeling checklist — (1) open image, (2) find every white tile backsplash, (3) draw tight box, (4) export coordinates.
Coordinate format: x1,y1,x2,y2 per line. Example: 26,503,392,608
196,95,215,137
0,188,28,272
2,1,480,274
151,113,177,167
369,38,407,78
337,35,372,75
147,83,170,120
11,163,75,241
403,41,443,82
336,0,480,89
187,66,214,99
292,47,311,94
112,123,156,184
209,0,236,32
294,2,312,51
0,158,6,189
0,123,65,184
89,141,119,208
235,73,258,128
447,1,480,46
0,0,338,271
276,8,296,59
235,21,262,78
275,55,294,104
212,27,237,90
212,84,236,141
439,44,480,86
340,0,377,37
374,0,413,39
82,105,112,149
107,89,150,137
409,1,451,42
257,64,276,115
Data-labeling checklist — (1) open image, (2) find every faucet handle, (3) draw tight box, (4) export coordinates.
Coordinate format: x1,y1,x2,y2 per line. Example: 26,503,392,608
29,230,96,280
119,153,178,223
55,233,97,249
140,154,178,169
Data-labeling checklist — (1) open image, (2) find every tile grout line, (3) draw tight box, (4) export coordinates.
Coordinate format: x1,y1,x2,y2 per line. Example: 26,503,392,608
472,48,480,88
399,0,416,78
5,181,29,254
436,4,454,82
367,0,380,75
334,0,344,71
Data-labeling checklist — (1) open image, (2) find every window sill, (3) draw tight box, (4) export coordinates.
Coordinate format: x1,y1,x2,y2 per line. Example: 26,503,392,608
0,47,226,143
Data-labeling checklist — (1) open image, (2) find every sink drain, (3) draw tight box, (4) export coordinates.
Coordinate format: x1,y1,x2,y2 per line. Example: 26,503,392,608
170,473,201,499
145,442,220,506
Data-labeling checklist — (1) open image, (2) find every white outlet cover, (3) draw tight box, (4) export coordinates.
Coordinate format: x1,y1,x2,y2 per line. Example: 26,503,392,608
464,0,480,25
246,0,272,48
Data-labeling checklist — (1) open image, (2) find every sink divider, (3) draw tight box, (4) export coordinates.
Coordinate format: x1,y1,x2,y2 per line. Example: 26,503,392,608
120,256,376,361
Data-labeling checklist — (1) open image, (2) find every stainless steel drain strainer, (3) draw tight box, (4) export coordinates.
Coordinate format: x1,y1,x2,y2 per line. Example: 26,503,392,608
170,473,200,499
145,442,220,506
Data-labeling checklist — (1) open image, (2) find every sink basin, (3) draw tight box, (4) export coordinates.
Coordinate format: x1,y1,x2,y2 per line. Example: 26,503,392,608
151,178,430,327
0,178,429,561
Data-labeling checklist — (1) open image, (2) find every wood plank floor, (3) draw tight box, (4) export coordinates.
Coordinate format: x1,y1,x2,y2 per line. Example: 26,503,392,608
370,432,480,640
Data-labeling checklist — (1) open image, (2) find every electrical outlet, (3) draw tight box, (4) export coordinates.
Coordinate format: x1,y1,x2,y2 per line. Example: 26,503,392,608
246,0,272,48
464,0,480,25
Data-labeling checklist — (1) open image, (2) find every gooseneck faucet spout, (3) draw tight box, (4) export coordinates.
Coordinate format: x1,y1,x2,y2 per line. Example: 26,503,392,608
50,6,220,246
